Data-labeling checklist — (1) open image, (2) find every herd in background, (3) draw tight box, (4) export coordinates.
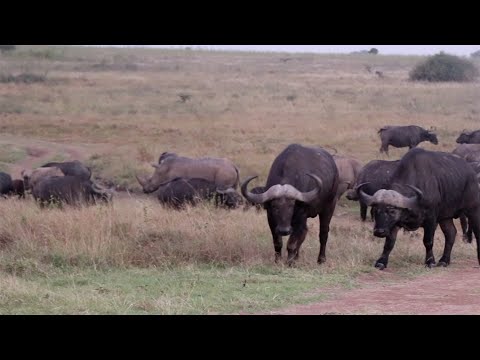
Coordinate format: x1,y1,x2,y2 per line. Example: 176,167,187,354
3,126,480,269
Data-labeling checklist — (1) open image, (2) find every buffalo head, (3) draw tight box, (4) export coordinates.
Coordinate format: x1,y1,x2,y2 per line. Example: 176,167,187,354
426,131,438,145
456,131,471,144
358,183,423,238
241,173,322,236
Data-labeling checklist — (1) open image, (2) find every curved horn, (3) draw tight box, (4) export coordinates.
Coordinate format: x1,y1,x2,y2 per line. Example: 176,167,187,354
151,163,160,169
406,185,423,202
358,183,374,206
293,173,323,203
241,176,265,204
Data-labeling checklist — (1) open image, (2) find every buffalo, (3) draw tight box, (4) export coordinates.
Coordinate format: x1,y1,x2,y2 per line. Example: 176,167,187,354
346,160,399,221
241,144,339,265
137,152,240,194
41,160,92,180
378,125,438,155
456,130,480,144
32,176,113,207
357,148,480,269
0,172,13,198
156,177,240,209
332,155,363,200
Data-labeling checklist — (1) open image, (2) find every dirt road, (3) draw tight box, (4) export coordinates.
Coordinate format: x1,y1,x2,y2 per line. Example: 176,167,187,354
269,261,480,315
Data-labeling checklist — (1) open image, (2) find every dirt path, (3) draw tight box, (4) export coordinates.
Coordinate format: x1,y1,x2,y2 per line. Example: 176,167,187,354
268,261,480,315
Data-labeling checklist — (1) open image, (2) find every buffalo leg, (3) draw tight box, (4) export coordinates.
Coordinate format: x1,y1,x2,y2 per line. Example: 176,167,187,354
379,143,389,156
438,218,456,267
318,204,336,264
465,208,480,265
268,212,283,263
360,202,367,221
460,214,471,243
374,226,399,270
423,220,438,267
286,219,308,266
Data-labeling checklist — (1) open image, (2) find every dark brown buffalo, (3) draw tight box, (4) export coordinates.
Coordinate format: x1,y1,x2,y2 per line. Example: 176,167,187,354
0,172,13,198
456,130,480,144
378,125,438,155
358,148,480,270
346,160,399,221
32,176,113,207
241,144,339,265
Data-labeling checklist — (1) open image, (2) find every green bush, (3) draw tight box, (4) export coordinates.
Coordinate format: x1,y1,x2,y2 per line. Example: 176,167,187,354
409,53,479,82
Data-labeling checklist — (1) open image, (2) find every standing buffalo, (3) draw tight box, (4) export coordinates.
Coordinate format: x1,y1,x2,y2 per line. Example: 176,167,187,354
241,144,339,265
136,153,240,194
156,177,241,209
41,160,92,180
357,148,480,269
0,172,13,198
456,130,480,144
378,125,438,155
32,176,113,207
346,160,399,221
332,155,363,200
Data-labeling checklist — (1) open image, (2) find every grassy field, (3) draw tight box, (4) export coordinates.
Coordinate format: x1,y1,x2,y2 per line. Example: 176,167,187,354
0,45,479,314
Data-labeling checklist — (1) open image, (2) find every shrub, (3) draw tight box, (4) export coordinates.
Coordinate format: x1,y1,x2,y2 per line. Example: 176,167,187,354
0,73,46,84
409,53,479,82
368,48,379,54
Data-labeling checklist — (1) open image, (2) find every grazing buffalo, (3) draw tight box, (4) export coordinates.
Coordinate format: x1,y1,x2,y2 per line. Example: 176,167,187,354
156,177,240,209
21,167,64,191
456,130,480,144
452,144,480,159
378,125,438,155
10,179,25,199
136,152,240,194
357,148,480,269
241,144,339,265
41,160,92,180
32,176,113,207
0,172,13,198
243,186,266,211
215,188,243,209
346,160,399,221
332,155,363,200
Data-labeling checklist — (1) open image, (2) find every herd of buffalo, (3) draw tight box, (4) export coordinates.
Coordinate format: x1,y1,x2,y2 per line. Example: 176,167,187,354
3,125,480,269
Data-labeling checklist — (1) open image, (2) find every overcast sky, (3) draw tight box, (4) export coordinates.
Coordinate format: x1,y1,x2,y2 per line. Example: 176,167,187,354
109,45,480,56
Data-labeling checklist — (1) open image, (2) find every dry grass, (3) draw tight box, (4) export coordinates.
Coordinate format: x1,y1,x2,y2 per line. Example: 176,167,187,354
0,46,479,313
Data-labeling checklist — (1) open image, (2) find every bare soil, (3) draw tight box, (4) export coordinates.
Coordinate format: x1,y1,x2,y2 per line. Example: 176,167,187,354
268,261,480,315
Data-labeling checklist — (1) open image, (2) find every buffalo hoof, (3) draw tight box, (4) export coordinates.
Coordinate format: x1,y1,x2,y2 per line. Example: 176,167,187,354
436,261,448,267
463,235,473,244
425,262,436,268
374,262,386,270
